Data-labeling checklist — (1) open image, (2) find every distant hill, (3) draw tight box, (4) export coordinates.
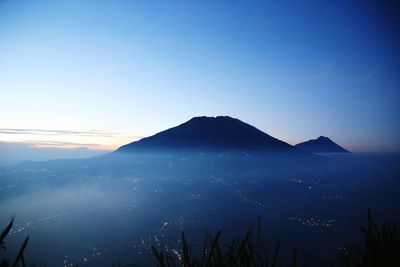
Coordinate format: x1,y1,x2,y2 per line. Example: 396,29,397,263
295,136,350,153
116,116,297,153
0,142,108,167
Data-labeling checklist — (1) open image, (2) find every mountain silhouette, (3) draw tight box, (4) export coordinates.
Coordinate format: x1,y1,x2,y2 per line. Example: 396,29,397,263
116,116,296,153
295,136,350,153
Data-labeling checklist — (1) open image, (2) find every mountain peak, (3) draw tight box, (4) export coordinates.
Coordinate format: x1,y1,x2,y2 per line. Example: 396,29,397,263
186,116,239,123
295,136,349,153
116,116,296,153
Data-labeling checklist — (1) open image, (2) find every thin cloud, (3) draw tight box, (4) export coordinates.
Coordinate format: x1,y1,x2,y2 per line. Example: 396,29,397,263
24,140,106,147
0,128,144,150
0,128,116,137
19,140,114,150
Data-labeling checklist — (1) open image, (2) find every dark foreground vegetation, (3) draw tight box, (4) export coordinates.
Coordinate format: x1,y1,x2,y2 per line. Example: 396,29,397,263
1,211,399,267
0,218,29,267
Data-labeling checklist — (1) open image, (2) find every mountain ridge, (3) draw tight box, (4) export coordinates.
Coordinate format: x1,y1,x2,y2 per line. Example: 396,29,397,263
295,136,350,153
116,116,296,153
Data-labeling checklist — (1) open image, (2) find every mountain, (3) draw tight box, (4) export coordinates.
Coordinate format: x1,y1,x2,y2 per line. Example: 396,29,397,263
295,136,350,153
116,116,296,153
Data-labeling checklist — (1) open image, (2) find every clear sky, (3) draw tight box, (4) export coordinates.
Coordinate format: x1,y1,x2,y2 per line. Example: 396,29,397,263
0,0,399,152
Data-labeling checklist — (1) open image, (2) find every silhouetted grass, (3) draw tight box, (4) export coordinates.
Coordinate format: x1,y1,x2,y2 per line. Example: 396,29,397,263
150,217,301,267
0,217,29,267
0,211,399,266
341,209,400,267
149,211,400,267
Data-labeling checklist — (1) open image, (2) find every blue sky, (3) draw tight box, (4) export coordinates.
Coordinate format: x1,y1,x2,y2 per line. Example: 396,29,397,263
0,0,399,152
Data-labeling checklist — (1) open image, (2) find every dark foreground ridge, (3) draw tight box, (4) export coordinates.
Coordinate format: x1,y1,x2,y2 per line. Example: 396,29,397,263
116,116,296,153
295,136,350,153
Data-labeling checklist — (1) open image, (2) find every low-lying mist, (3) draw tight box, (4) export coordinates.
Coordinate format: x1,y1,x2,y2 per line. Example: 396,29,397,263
0,151,399,266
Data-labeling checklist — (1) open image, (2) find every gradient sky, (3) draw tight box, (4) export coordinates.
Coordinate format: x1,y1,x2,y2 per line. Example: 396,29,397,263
0,0,399,152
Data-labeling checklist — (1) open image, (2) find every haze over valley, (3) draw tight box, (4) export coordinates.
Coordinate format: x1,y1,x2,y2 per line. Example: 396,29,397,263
1,117,399,266
1,1,399,266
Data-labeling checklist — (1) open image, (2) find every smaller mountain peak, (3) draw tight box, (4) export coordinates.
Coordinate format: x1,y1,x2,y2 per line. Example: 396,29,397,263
316,136,333,142
295,136,349,153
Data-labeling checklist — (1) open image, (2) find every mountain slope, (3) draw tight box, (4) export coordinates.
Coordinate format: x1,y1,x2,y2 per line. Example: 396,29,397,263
295,136,350,153
116,116,296,153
